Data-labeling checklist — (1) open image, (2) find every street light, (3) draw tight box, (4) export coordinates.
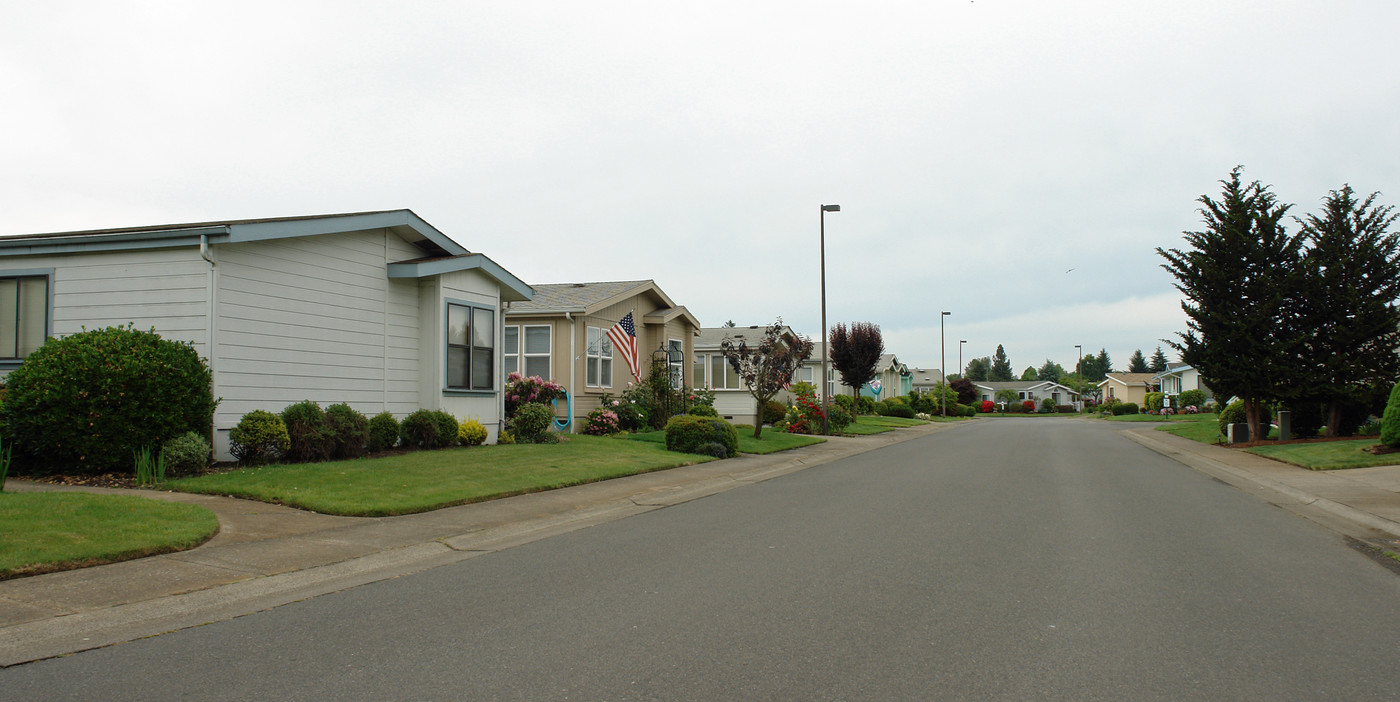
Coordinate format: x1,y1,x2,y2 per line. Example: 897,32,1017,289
820,204,840,434
1075,344,1083,409
940,311,951,417
958,340,967,380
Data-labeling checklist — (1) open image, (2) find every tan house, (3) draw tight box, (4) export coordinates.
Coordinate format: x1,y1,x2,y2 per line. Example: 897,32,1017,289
1098,372,1158,406
503,280,700,430
694,324,810,425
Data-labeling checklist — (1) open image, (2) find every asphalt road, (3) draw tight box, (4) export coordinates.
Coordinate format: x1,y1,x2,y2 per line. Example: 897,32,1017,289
5,419,1400,700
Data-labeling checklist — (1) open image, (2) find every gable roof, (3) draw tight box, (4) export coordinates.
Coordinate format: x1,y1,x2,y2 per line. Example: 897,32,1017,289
507,279,700,328
974,380,1080,394
0,209,467,258
695,324,808,349
1152,362,1193,382
1099,372,1158,388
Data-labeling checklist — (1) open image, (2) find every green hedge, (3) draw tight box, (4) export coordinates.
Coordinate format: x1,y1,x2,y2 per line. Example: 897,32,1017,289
664,414,738,458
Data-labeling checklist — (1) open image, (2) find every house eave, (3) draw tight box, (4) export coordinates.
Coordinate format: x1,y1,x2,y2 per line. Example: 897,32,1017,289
387,253,534,302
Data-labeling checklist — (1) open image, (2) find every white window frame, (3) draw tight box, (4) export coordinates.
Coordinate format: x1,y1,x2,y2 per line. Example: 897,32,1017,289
503,325,519,376
668,338,683,389
521,324,552,379
586,326,613,388
710,353,741,390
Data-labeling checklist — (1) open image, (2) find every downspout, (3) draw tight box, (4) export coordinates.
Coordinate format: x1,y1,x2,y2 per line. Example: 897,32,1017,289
199,234,219,448
565,312,576,433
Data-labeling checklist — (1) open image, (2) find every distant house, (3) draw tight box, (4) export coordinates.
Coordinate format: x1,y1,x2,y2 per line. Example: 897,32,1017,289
0,210,533,458
1153,362,1212,405
800,346,912,403
503,280,700,430
909,367,945,395
974,380,1080,407
694,324,807,425
1098,372,1158,406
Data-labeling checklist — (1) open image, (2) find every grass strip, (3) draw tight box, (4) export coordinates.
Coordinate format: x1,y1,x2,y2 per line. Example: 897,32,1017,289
0,492,218,579
168,434,712,517
624,429,826,454
1245,439,1399,471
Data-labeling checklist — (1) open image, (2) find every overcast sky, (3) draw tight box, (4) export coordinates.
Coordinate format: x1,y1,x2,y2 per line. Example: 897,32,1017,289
3,1,1397,376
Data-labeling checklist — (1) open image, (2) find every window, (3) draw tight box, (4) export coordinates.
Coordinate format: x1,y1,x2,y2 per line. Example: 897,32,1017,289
799,366,813,383
586,326,612,387
668,339,683,389
0,275,48,361
503,326,519,375
522,325,551,378
693,353,705,387
710,354,741,390
447,303,494,391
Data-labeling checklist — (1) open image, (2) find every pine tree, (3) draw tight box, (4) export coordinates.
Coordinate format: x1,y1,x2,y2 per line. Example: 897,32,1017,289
1020,366,1038,381
989,345,1014,381
1127,349,1148,373
1294,185,1400,435
1149,346,1169,374
1158,167,1303,441
964,357,990,382
1095,349,1112,378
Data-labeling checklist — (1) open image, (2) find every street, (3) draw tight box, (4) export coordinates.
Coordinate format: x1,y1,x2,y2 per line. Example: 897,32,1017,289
5,419,1399,699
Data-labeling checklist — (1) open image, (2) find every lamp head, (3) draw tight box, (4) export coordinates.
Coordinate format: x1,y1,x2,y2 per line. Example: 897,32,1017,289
822,204,841,212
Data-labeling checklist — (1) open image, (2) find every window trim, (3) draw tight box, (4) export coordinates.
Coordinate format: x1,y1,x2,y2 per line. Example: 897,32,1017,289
0,268,54,367
668,337,683,389
444,299,495,394
521,324,552,380
586,325,613,388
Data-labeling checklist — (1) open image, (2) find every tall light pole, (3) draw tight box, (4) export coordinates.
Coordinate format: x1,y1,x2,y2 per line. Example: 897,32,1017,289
820,204,840,434
958,340,967,380
1075,344,1083,408
940,311,951,417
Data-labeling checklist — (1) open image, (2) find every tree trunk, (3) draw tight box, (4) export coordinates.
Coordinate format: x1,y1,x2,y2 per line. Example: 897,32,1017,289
752,413,763,440
1244,398,1265,442
851,387,861,422
1325,402,1342,438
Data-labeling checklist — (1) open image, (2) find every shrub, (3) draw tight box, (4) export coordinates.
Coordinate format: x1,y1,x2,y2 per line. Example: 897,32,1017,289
1041,398,1056,413
599,393,650,432
1145,392,1165,412
1007,401,1026,414
229,410,290,465
980,400,994,413
504,373,565,417
695,441,730,459
785,393,827,434
497,429,515,445
325,403,370,458
1178,389,1206,409
960,403,977,417
458,418,489,446
281,400,334,463
431,411,458,448
832,394,856,414
1023,400,1037,412
0,325,217,475
1056,405,1076,414
368,412,400,452
512,402,554,443
688,404,719,418
1281,400,1324,439
1120,402,1140,416
162,431,211,476
761,400,787,425
826,403,853,432
1381,382,1400,448
856,396,877,415
583,408,622,436
665,414,739,457
399,409,440,449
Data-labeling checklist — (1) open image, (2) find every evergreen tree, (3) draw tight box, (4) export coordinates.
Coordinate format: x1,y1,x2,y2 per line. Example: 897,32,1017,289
1158,167,1303,441
1294,185,1400,436
1095,349,1112,378
1020,366,1038,381
1037,360,1064,383
1127,349,1149,373
1149,346,1169,374
964,357,990,382
989,345,1014,381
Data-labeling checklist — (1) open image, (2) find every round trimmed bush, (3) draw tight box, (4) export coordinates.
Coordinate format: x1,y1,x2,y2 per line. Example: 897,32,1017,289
761,400,787,425
0,325,216,475
431,411,458,448
826,403,853,432
229,410,290,465
399,409,440,449
1178,389,1206,408
368,412,400,452
325,403,370,459
512,402,553,443
162,431,211,476
458,418,489,446
688,404,719,418
856,396,877,415
832,394,856,414
665,414,738,457
281,400,334,462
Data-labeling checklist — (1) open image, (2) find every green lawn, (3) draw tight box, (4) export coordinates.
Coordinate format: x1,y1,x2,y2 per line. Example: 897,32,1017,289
0,492,219,579
625,428,826,454
839,415,930,435
169,434,712,517
1246,440,1400,471
1154,413,1225,443
1102,413,1200,422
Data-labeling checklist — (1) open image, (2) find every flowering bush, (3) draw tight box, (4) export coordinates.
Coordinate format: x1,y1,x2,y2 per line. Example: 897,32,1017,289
785,393,827,434
1181,405,1199,414
598,392,650,431
915,412,933,421
505,373,565,416
583,407,621,435
1022,400,1036,412
980,400,994,413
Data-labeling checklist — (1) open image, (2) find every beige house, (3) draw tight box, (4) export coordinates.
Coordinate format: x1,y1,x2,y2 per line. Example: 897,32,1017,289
503,280,700,430
1098,372,1158,406
694,324,810,425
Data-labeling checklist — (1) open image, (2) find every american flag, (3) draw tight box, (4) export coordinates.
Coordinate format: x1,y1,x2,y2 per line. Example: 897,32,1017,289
606,312,640,380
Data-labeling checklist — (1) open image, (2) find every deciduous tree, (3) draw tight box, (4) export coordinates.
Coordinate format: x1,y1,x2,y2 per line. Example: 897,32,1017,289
1037,360,1064,383
720,319,813,439
829,322,884,429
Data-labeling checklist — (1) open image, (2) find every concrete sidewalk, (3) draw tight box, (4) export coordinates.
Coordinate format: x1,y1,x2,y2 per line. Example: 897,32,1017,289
0,422,957,667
